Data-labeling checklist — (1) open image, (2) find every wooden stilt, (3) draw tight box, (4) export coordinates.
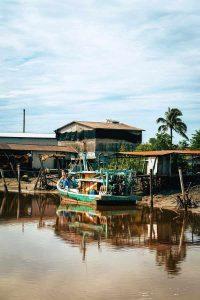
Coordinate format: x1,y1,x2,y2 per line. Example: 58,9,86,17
34,168,42,190
17,164,21,193
150,169,153,210
178,167,187,211
3,152,17,178
0,169,8,193
17,194,20,219
0,194,6,216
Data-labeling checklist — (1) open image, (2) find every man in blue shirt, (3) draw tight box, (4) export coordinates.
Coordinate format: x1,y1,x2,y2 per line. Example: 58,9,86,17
60,171,70,189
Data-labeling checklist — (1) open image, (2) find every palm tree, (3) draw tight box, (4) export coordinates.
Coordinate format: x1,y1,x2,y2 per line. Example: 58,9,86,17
156,108,188,146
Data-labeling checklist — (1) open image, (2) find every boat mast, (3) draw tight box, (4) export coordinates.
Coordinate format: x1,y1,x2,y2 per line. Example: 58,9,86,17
82,152,88,171
82,141,88,171
105,172,109,193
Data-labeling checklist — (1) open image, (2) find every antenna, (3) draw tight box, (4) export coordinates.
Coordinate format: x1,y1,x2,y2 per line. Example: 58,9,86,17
23,109,26,133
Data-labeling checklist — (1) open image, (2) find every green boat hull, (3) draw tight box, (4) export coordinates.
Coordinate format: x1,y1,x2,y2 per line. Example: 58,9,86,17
57,183,140,205
58,188,99,203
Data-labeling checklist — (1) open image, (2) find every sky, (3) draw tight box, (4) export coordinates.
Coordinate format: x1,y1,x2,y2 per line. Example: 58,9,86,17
0,0,199,142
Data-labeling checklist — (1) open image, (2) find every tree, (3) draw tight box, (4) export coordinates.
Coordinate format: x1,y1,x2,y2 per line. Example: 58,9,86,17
156,107,188,146
135,133,172,151
178,140,189,150
149,133,172,150
135,143,152,151
190,130,200,149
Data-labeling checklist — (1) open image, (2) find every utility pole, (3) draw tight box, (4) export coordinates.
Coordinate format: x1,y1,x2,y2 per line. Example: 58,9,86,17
23,109,26,133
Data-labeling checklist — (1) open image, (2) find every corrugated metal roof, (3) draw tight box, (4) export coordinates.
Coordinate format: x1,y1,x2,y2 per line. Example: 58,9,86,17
0,133,56,138
0,143,77,153
56,121,144,131
118,150,200,157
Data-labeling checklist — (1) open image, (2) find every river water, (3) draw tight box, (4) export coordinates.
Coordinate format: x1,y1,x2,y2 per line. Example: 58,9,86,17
0,193,200,300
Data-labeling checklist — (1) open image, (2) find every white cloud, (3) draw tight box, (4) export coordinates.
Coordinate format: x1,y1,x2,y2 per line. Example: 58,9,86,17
0,0,199,141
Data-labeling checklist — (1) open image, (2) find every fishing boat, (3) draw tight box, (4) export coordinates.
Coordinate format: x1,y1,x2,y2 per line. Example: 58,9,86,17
57,169,141,205
57,171,103,203
57,152,141,204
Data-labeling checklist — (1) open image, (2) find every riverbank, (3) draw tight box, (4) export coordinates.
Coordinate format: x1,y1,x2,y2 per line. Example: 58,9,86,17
140,192,200,214
0,177,57,194
1,177,200,213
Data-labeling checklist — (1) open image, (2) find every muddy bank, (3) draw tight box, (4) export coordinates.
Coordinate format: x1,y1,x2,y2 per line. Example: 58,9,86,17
0,178,57,194
140,192,200,214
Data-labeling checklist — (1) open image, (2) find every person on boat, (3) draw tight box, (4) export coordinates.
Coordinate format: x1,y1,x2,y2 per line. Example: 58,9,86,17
60,171,70,189
71,176,78,189
88,189,98,195
99,185,107,195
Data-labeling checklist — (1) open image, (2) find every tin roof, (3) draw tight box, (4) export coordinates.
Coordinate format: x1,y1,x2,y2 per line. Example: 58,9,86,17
0,133,56,139
118,150,200,157
56,121,144,132
0,143,77,153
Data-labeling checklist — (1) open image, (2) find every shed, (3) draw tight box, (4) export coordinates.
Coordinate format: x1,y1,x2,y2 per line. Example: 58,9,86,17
0,143,77,170
0,133,57,145
117,150,200,176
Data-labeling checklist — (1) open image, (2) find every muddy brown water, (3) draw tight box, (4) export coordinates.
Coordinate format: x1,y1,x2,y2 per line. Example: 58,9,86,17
0,193,200,300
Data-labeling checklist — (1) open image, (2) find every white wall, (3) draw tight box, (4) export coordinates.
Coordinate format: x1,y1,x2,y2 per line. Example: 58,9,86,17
147,157,158,175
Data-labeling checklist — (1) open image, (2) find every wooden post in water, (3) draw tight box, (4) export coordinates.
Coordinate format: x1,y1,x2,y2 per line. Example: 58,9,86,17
17,194,20,219
150,169,153,210
17,164,21,193
178,214,186,255
178,167,187,211
0,169,8,194
0,194,7,216
178,168,185,197
149,210,154,243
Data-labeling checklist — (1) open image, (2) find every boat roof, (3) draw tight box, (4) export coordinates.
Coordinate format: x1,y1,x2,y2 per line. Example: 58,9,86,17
78,178,104,183
69,171,100,174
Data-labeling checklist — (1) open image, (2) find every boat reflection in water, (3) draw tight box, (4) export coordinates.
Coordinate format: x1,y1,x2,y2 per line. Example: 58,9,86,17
1,192,200,299
1,192,200,276
55,202,200,275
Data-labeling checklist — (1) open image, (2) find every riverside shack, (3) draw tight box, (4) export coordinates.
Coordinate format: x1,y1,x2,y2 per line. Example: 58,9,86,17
55,120,144,161
116,150,200,192
0,143,77,171
117,150,200,176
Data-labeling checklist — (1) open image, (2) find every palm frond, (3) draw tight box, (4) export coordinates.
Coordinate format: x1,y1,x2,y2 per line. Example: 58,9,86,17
171,108,183,117
156,117,167,124
174,121,187,133
158,125,168,132
179,131,189,140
